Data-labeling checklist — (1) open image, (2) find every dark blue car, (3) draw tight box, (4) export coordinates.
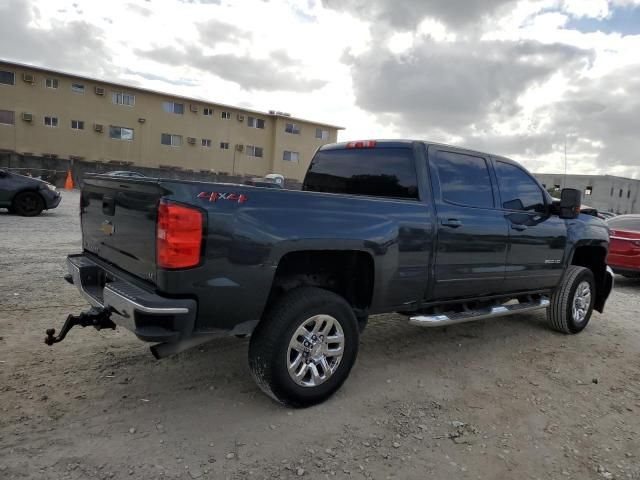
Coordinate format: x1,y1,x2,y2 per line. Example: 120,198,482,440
0,169,62,216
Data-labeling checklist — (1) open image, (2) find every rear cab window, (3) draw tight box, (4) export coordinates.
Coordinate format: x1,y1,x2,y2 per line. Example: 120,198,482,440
303,147,419,200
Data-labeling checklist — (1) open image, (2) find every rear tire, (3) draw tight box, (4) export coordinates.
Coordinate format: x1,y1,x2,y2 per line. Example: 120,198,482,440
547,266,595,334
12,191,45,216
248,287,359,407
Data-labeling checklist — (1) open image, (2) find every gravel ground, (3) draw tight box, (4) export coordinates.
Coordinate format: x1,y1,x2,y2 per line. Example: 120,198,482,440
1,190,639,480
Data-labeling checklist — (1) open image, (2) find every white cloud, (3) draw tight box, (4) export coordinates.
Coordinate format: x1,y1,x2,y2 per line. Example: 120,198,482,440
387,31,414,54
562,0,610,18
0,0,639,177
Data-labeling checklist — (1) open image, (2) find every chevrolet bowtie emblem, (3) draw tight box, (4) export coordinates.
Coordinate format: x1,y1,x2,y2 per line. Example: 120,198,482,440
100,220,115,236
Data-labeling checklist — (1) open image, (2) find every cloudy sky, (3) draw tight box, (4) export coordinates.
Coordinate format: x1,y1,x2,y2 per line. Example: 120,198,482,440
1,0,639,177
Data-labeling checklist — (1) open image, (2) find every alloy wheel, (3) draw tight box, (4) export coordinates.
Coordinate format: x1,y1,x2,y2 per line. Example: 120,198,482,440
286,314,345,387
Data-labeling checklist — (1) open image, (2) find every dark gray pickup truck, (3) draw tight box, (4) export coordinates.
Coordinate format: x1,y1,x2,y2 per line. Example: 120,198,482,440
48,140,614,406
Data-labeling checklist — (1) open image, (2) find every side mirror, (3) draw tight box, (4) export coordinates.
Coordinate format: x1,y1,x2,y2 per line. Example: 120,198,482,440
559,188,581,219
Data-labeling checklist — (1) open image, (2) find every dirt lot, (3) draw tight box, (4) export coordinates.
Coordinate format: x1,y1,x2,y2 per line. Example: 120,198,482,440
1,190,639,480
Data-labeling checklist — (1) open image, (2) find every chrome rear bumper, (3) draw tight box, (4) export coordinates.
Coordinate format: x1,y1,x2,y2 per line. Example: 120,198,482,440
67,254,197,342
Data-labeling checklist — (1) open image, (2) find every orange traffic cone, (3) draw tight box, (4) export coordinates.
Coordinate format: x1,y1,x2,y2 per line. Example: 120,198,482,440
64,169,74,190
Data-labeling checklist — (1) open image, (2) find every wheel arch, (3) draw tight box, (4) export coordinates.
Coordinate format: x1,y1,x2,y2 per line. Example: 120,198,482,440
266,249,375,317
11,186,45,205
569,243,611,313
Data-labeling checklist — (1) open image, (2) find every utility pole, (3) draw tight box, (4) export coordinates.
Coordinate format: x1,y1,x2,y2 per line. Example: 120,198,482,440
563,137,568,188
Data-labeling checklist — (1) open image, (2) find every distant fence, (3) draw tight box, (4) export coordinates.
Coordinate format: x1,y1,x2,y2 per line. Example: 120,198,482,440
0,153,302,190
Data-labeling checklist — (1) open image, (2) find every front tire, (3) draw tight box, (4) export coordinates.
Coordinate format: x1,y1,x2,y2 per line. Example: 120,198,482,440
248,287,359,407
548,266,595,334
12,191,45,216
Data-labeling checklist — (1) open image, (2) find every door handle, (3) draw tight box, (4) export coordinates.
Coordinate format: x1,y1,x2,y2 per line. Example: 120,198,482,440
441,219,462,228
511,224,527,231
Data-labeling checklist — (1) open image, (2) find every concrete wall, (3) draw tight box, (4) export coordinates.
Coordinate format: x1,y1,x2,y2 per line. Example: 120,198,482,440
0,61,341,182
534,173,640,214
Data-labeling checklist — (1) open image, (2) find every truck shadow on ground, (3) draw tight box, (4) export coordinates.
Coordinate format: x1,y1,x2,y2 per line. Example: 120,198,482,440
91,310,560,413
613,275,640,291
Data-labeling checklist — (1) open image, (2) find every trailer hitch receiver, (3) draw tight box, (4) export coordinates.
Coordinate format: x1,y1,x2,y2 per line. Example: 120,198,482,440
45,307,116,346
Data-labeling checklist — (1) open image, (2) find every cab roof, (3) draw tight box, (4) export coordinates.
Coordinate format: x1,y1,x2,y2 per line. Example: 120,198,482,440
319,139,521,166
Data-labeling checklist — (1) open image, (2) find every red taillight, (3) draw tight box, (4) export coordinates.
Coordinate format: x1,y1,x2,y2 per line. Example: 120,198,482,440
346,140,377,149
157,201,203,269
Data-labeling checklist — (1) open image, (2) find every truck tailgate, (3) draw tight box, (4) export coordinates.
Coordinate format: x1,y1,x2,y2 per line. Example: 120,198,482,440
81,177,164,284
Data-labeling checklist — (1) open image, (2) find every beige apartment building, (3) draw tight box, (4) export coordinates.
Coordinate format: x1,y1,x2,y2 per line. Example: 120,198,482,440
0,60,341,181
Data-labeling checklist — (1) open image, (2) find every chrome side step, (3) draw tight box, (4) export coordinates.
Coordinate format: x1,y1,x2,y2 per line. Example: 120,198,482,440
409,298,550,327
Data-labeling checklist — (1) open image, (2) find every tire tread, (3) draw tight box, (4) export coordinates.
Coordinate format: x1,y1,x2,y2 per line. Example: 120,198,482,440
12,191,45,217
548,265,591,334
248,287,357,407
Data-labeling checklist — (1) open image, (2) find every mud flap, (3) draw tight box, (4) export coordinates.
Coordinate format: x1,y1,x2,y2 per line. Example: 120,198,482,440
594,266,614,313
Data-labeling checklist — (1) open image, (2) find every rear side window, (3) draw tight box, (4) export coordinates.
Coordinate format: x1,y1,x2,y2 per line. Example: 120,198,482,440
434,151,494,208
607,217,640,232
495,161,545,212
303,148,419,199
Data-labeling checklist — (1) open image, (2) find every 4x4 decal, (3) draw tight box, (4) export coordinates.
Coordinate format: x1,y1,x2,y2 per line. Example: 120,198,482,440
197,191,248,203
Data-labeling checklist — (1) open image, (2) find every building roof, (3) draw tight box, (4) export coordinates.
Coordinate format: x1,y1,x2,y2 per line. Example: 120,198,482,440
0,59,344,130
534,173,640,182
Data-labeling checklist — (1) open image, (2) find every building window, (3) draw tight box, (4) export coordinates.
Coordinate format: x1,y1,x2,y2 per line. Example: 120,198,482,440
161,133,182,147
628,190,631,199
619,189,623,198
0,110,15,125
44,116,59,127
221,111,231,119
0,70,15,85
283,150,299,162
246,145,264,158
247,116,265,129
610,187,614,196
585,186,592,195
202,138,212,148
220,142,229,150
315,128,329,140
71,83,85,94
45,78,59,89
162,101,184,115
203,107,213,116
110,126,134,140
285,123,300,134
112,91,135,106
71,120,84,130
